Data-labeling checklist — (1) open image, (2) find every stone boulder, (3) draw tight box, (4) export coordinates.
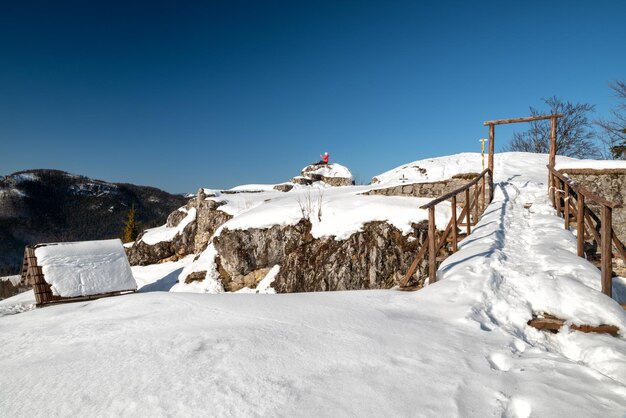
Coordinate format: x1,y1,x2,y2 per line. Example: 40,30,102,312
295,163,354,187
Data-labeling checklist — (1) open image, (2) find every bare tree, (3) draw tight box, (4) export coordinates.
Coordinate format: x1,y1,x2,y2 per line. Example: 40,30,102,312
505,96,600,159
596,80,626,159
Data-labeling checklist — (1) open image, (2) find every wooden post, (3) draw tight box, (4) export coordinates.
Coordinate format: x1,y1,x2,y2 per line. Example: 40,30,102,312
488,124,495,203
555,180,562,217
474,183,479,223
481,176,485,212
564,185,570,230
549,116,557,169
601,206,613,297
451,196,458,253
465,188,471,236
548,115,557,198
428,206,437,284
577,194,585,257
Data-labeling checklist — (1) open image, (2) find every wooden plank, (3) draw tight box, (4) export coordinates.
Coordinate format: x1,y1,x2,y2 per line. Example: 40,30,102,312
428,207,437,284
601,206,613,297
584,210,601,245
37,290,136,308
400,243,428,287
483,114,564,126
564,185,570,230
488,124,494,203
473,183,479,223
612,232,626,263
465,188,471,236
528,316,619,337
577,194,585,257
549,115,557,169
481,176,485,212
451,195,458,253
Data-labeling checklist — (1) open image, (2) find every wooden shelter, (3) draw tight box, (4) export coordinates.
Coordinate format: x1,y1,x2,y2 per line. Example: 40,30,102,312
21,239,137,307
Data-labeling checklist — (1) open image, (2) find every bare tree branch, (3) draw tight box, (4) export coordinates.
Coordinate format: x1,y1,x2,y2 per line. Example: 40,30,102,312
504,96,600,159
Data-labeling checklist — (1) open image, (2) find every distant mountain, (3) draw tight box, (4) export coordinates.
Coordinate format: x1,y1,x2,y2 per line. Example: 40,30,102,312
0,169,188,274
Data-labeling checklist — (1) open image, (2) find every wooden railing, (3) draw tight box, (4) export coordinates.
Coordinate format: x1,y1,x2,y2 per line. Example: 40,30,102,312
401,168,491,288
548,166,626,297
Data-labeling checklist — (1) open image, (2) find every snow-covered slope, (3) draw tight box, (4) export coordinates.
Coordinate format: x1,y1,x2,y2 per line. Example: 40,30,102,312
1,152,625,416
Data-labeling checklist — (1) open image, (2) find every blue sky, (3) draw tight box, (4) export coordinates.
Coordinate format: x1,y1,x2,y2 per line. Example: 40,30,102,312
1,0,625,192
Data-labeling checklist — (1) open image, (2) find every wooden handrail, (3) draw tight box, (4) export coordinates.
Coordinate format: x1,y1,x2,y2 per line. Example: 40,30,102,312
548,166,621,209
421,169,491,209
483,114,564,126
548,165,622,298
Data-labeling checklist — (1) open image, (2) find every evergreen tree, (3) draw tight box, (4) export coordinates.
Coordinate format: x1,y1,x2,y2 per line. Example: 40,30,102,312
123,204,139,243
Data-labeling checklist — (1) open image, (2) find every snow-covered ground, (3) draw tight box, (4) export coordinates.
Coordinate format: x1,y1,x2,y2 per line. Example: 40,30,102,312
1,152,625,416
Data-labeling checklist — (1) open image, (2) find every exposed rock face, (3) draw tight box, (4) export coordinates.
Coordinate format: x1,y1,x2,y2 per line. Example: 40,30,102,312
127,189,233,265
213,220,311,291
274,221,427,292
210,220,429,293
558,168,626,243
127,220,197,265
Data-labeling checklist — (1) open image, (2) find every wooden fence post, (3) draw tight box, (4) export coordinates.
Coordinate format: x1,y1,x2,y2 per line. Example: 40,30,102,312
465,188,471,236
488,124,495,203
451,196,458,253
564,185,570,230
601,206,613,297
428,206,437,284
577,194,585,257
474,183,479,223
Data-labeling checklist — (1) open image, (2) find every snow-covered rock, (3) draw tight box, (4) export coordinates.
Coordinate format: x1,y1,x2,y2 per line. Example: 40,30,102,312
297,162,354,186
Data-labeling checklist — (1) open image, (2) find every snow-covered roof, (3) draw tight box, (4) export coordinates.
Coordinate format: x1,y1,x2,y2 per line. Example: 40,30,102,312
34,239,136,297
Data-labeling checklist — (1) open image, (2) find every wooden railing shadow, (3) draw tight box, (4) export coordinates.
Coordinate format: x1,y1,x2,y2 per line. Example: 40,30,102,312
400,168,491,289
548,166,626,299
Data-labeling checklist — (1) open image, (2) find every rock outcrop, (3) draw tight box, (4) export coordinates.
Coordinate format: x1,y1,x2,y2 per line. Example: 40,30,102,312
207,219,429,292
295,163,354,187
127,189,232,265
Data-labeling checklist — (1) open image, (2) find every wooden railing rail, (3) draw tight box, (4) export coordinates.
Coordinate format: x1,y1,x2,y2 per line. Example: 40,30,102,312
548,165,625,297
401,168,492,288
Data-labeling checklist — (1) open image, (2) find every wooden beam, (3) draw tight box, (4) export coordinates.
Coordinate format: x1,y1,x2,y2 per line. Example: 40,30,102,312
601,206,613,297
428,207,437,284
528,316,619,337
488,124,494,203
451,196,458,253
577,194,585,257
465,188,471,236
564,184,570,230
549,115,557,169
483,114,564,126
612,232,626,263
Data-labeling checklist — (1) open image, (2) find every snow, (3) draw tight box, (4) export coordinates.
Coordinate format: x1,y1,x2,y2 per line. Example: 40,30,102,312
1,152,625,415
140,207,196,245
228,183,279,192
556,160,626,170
34,239,136,297
305,162,353,179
